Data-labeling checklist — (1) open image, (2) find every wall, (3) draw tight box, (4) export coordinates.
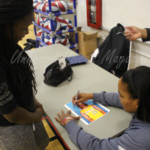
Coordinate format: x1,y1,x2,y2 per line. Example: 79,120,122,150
76,0,150,69
40,0,150,69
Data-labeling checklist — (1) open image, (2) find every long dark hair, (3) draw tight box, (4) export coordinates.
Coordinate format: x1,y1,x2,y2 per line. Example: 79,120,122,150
0,0,37,105
122,66,150,122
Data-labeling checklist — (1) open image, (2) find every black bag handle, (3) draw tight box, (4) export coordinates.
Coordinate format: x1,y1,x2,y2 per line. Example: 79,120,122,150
61,59,73,82
62,70,73,81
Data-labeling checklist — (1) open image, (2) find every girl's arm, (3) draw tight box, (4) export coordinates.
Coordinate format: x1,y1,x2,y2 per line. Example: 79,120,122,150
65,121,145,150
3,105,43,124
0,75,43,124
93,92,123,108
56,110,146,150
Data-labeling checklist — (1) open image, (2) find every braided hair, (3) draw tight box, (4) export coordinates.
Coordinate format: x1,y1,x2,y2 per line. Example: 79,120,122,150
122,66,150,122
0,0,37,107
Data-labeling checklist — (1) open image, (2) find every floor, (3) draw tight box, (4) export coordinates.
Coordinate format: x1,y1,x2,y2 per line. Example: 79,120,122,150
42,117,67,150
18,24,66,150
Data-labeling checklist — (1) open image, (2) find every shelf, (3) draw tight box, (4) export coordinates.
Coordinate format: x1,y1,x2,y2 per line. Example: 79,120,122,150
33,0,78,53
36,37,47,46
34,23,51,33
69,45,75,49
36,36,75,49
34,22,75,34
34,9,74,16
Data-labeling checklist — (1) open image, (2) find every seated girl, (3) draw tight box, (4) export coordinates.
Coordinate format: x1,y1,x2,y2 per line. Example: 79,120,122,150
55,66,150,150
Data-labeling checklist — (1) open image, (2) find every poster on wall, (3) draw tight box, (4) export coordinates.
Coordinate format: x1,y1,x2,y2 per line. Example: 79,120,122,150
65,100,110,125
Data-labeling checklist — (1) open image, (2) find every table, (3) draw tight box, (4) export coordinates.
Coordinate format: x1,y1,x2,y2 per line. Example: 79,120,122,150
27,45,133,150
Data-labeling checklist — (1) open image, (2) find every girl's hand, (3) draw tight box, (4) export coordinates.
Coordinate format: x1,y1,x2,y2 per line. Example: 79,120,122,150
34,100,44,111
72,93,93,106
55,110,81,126
124,26,147,41
34,108,44,122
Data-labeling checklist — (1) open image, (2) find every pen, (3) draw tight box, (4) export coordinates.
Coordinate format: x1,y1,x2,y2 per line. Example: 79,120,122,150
73,90,80,108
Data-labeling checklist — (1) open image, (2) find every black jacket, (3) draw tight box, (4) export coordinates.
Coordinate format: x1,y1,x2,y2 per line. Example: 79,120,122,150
93,24,130,77
0,45,35,126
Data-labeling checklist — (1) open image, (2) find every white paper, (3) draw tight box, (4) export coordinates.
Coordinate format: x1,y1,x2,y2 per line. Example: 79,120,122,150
58,56,66,70
65,100,110,125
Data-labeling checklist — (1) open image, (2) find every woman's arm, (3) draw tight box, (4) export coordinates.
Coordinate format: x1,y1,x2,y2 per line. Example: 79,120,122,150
93,92,123,108
56,110,145,150
0,69,43,124
124,26,147,41
72,92,123,108
124,26,150,42
65,121,145,150
3,105,43,124
34,97,44,111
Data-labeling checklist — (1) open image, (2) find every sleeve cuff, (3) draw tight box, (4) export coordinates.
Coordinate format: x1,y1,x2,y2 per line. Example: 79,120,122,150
65,120,82,135
64,120,77,131
142,28,150,42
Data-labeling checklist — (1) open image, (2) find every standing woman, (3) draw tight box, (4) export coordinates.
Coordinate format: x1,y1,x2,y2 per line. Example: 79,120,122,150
0,0,49,150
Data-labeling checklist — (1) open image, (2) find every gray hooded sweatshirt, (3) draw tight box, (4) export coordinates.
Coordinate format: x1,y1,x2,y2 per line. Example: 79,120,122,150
65,92,150,150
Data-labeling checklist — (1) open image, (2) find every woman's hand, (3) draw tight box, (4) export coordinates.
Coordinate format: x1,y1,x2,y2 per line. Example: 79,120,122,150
55,110,81,126
34,100,44,111
34,108,44,122
72,93,93,106
124,26,147,41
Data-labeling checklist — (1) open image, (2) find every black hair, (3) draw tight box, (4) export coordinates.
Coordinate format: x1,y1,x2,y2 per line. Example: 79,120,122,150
0,0,37,106
83,103,88,106
122,66,150,122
